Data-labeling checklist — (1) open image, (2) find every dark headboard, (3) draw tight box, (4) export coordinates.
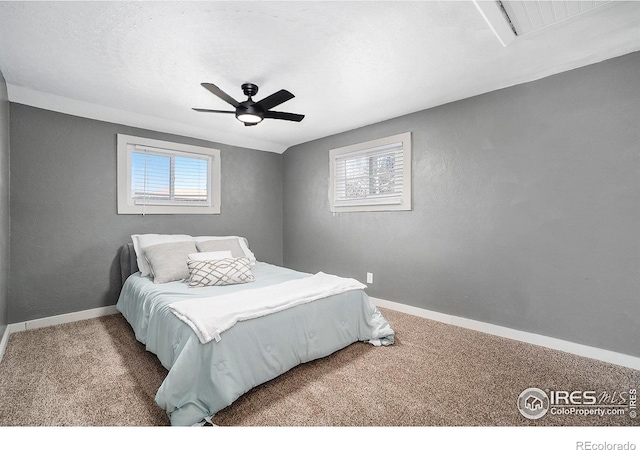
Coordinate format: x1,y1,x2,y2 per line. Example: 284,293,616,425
119,243,139,286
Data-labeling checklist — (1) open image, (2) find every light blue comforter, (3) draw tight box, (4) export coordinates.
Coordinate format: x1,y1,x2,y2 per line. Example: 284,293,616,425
116,262,394,426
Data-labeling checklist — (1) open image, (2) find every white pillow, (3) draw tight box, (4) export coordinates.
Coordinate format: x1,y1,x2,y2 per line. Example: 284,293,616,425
188,251,233,261
131,234,192,277
192,236,256,264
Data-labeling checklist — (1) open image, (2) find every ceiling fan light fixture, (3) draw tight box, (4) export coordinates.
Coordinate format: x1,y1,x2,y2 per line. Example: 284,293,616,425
236,112,263,124
236,102,264,124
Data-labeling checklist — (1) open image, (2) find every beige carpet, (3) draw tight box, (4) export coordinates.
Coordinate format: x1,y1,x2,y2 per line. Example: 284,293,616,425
0,308,638,427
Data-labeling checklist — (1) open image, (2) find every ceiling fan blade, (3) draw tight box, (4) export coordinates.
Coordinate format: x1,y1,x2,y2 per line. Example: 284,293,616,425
256,89,294,111
201,83,240,108
192,108,236,114
264,110,305,122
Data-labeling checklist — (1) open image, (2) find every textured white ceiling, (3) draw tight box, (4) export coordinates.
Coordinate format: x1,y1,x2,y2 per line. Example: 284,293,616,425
0,1,639,153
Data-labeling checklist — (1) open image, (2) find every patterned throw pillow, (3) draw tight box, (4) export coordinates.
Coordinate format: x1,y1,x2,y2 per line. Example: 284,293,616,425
187,257,255,287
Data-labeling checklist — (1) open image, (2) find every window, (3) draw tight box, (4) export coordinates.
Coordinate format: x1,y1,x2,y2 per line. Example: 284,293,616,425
117,134,221,214
329,132,411,212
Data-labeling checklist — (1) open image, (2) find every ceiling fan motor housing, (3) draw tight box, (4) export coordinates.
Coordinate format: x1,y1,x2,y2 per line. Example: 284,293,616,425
236,101,264,123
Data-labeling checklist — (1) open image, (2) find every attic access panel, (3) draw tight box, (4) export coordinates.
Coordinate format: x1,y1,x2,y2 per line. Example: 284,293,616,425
500,0,612,35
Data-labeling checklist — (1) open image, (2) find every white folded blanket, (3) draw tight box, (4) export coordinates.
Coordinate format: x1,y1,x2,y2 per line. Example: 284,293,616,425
168,272,366,344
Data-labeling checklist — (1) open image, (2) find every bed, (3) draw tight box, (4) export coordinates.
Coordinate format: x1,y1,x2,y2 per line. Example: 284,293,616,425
116,235,395,426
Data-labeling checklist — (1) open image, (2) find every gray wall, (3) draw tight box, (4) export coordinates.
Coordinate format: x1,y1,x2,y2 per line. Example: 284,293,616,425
0,69,9,336
9,105,283,323
283,51,640,357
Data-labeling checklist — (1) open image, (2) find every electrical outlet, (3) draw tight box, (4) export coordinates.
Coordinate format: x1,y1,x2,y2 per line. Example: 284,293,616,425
366,272,373,284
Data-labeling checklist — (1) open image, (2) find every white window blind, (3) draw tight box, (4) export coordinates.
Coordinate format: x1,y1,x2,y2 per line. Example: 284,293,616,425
334,142,404,207
117,134,221,215
131,145,211,207
329,132,411,212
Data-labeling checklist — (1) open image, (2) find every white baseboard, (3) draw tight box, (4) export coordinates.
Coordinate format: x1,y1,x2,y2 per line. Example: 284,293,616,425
0,305,119,365
0,325,10,365
6,305,119,334
371,297,640,371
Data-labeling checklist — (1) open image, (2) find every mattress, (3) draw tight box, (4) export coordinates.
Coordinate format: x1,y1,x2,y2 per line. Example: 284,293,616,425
116,261,394,426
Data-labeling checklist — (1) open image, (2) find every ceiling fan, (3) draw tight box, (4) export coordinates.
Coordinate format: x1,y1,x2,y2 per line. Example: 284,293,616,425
193,82,304,126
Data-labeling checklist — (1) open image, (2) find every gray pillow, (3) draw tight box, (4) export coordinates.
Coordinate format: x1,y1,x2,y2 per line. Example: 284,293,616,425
144,240,197,284
195,238,246,258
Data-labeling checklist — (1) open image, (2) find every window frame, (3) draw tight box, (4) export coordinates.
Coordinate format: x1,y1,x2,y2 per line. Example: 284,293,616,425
328,132,412,213
117,134,221,215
